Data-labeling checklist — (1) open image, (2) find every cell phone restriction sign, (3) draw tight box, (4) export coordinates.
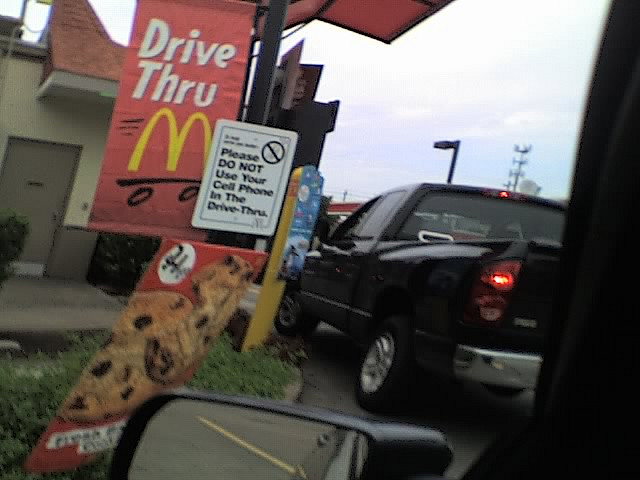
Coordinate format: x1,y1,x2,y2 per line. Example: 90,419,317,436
192,119,298,235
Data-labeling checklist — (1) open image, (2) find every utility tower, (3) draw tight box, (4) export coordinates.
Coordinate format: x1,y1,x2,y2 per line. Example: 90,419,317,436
507,144,532,191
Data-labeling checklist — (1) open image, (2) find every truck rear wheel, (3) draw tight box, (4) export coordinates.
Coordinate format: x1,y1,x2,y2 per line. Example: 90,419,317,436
274,291,319,337
356,315,414,412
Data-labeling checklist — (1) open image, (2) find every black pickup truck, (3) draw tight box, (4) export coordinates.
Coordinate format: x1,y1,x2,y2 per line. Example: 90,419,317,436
275,183,565,411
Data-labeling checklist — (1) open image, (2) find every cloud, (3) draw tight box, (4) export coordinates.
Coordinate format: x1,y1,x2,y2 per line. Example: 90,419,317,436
504,111,554,130
89,0,135,45
454,110,577,138
389,106,434,120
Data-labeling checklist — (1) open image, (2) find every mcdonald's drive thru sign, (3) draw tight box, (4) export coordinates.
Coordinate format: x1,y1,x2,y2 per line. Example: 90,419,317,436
89,0,255,240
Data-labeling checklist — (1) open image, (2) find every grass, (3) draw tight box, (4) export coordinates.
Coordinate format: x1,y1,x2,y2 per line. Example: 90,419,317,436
190,334,295,399
0,333,295,479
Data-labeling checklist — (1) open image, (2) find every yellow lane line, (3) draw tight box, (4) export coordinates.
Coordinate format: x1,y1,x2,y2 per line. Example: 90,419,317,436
196,416,307,479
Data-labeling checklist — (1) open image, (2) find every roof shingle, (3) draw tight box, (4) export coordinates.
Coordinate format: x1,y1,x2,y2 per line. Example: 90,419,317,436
48,0,124,82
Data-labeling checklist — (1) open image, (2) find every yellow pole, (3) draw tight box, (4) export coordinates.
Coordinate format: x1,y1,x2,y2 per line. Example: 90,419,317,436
242,167,302,351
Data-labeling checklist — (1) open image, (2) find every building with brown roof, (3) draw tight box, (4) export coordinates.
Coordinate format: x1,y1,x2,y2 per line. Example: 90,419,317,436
0,0,125,280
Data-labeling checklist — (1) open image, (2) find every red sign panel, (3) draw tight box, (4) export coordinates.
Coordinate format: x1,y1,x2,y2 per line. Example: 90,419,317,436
24,239,267,473
89,0,255,239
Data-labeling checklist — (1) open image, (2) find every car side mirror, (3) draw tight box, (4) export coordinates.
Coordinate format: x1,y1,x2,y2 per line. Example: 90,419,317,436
110,391,452,480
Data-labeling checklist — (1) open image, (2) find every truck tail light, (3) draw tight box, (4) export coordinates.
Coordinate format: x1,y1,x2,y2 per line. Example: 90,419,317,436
464,260,522,326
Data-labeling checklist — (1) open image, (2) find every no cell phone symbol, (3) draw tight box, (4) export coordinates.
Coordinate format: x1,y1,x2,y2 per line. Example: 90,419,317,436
261,141,285,165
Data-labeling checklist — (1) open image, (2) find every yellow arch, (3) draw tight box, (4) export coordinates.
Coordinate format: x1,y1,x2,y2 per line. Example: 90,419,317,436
173,112,212,172
127,108,212,172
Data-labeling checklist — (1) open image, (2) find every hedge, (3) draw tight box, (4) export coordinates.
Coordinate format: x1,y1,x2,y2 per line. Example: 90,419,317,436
86,234,160,293
0,210,29,289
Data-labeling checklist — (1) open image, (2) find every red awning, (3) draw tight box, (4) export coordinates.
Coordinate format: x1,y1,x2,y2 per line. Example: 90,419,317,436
258,0,456,44
328,202,362,214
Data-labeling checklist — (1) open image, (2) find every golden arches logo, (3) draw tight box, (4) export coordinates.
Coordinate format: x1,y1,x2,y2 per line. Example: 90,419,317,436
128,108,212,172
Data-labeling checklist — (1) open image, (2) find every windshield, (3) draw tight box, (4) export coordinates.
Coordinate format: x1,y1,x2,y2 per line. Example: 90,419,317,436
0,0,610,480
397,193,565,243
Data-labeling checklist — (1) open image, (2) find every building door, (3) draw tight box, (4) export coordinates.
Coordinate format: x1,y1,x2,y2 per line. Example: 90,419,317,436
0,138,79,276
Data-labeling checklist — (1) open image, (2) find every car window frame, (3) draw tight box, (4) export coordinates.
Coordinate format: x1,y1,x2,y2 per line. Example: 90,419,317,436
329,190,407,243
354,190,407,240
329,196,380,243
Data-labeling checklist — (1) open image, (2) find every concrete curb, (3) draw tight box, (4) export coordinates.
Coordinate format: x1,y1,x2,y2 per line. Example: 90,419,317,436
172,367,303,403
283,367,304,403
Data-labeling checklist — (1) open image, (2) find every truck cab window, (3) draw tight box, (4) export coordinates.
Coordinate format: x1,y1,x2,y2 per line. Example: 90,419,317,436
356,191,405,240
397,193,564,242
331,191,405,242
330,197,379,241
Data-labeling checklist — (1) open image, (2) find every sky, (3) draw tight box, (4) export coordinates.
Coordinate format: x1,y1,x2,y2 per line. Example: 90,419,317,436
3,0,611,201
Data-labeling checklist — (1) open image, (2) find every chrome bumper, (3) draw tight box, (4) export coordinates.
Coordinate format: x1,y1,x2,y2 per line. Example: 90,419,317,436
453,345,542,389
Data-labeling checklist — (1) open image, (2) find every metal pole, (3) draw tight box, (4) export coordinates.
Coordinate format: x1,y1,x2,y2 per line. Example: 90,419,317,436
447,141,460,184
245,0,291,125
236,7,263,121
19,0,27,22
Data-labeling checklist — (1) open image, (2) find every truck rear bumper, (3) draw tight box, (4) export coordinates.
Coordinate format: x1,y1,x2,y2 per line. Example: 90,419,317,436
453,345,542,389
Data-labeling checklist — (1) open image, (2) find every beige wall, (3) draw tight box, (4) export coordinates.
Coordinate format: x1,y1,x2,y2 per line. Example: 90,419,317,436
46,227,99,280
0,54,114,279
0,55,113,227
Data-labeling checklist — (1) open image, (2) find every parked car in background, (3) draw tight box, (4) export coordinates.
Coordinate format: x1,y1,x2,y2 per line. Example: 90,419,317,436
276,183,565,411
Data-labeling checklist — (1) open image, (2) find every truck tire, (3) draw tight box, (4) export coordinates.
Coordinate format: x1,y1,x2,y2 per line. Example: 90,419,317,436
356,315,414,412
274,291,319,337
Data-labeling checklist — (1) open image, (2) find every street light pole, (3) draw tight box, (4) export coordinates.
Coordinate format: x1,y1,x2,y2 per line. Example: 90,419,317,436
446,141,460,184
433,140,461,184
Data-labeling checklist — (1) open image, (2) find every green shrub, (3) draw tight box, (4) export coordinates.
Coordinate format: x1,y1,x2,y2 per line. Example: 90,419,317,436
87,234,161,293
0,334,294,480
0,210,29,288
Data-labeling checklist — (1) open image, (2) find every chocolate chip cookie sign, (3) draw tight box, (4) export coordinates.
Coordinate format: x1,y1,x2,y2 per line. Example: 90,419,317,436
23,240,268,475
45,420,127,454
158,243,196,285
